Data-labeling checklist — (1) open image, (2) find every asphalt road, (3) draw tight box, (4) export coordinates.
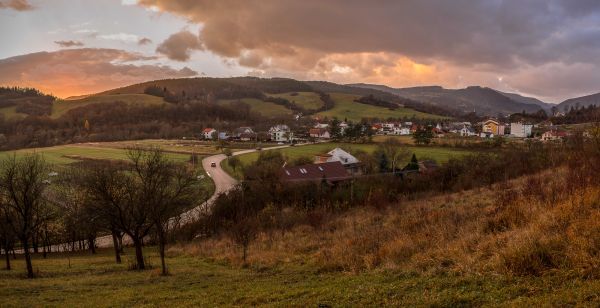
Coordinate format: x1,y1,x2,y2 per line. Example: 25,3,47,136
18,144,296,252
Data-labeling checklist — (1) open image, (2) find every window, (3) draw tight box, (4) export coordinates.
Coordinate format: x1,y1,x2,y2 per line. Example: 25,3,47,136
300,168,308,174
318,166,324,171
285,170,291,176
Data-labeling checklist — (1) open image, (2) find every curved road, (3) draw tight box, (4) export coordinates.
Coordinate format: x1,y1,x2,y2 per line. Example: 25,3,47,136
22,144,294,252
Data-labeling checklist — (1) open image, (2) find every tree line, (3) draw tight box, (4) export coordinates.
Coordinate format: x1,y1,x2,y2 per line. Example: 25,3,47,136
0,148,204,278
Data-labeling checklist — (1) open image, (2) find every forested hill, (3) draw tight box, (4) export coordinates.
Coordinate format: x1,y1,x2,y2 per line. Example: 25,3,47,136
0,87,55,117
349,83,550,116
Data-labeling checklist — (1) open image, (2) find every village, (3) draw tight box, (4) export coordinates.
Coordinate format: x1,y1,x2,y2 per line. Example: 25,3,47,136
201,118,578,144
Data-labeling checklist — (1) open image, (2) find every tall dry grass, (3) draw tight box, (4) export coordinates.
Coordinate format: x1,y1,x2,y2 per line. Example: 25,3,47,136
171,161,600,277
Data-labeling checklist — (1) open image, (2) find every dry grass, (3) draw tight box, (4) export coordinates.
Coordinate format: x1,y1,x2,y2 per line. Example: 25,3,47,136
172,166,600,278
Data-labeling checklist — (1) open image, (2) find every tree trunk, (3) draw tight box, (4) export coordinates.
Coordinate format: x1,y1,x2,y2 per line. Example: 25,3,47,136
111,231,121,264
132,237,145,270
158,227,167,275
117,234,124,253
4,245,10,270
22,239,34,278
88,236,96,254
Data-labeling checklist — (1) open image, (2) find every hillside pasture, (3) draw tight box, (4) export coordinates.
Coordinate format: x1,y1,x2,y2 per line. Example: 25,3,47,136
316,93,447,122
270,91,324,110
219,98,293,118
52,94,166,118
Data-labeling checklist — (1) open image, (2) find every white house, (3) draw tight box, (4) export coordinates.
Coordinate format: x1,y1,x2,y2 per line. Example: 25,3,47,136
269,124,292,142
203,128,217,140
314,147,362,175
339,121,349,135
314,123,329,129
460,126,476,136
510,122,533,138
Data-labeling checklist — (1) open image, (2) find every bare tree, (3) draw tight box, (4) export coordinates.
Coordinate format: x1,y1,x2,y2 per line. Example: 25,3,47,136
84,163,153,270
0,204,16,270
0,154,52,278
380,138,410,173
127,147,201,275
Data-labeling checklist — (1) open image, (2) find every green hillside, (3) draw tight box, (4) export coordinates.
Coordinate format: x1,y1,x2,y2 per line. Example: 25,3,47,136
270,91,324,110
218,98,293,118
316,93,447,122
52,94,166,118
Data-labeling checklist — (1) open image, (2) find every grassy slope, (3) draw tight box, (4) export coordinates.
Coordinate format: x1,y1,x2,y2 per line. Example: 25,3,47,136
270,91,324,110
0,145,191,165
316,93,447,122
222,143,472,179
0,105,26,119
219,98,293,117
1,236,598,306
52,94,166,119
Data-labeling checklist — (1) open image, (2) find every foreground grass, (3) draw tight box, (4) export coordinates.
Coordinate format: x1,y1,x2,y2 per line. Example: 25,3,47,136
1,248,599,306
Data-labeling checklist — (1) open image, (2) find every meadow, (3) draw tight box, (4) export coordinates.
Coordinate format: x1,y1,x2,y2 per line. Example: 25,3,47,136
1,247,598,306
316,93,448,122
270,91,324,110
223,142,472,178
219,98,293,117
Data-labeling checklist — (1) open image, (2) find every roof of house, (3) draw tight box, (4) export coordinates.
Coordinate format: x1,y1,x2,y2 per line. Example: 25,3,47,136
309,128,329,135
203,128,215,133
484,119,499,125
280,161,351,182
325,148,360,165
544,130,569,137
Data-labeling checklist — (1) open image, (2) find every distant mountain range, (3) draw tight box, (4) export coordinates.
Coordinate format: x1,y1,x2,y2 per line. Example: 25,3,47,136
349,83,555,116
557,92,600,112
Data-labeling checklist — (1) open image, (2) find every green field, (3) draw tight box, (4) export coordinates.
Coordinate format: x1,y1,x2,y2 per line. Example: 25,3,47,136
270,91,324,110
1,248,598,306
316,93,447,122
219,98,293,117
52,94,166,119
0,145,193,165
223,142,472,178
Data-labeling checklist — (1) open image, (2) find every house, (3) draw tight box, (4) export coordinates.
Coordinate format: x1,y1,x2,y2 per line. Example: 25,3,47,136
314,123,329,129
339,122,349,135
309,127,331,139
234,127,256,141
459,126,476,137
314,147,362,175
410,124,419,133
269,124,292,142
398,127,411,135
203,128,217,140
372,123,383,134
541,130,569,141
510,122,533,138
482,119,505,136
280,161,352,183
218,132,230,140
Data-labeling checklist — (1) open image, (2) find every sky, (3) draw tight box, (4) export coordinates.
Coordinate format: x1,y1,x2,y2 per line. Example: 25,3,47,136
2,0,600,103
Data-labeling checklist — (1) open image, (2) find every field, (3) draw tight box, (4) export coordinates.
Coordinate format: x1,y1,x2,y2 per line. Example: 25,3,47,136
1,248,598,306
0,105,25,119
0,144,193,165
219,98,293,117
51,94,166,118
223,142,473,178
316,93,447,122
0,141,215,193
270,91,324,110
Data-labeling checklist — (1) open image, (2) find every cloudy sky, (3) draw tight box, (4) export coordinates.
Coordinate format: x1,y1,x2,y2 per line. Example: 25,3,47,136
2,0,600,103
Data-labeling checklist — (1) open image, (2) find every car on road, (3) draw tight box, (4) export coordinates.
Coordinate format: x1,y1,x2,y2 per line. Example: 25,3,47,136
211,162,217,167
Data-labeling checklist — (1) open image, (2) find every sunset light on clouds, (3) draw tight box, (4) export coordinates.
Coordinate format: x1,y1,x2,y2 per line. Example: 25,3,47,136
3,0,600,102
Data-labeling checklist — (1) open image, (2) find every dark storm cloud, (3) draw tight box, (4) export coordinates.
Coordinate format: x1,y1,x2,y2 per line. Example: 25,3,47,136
156,30,203,61
138,0,600,101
